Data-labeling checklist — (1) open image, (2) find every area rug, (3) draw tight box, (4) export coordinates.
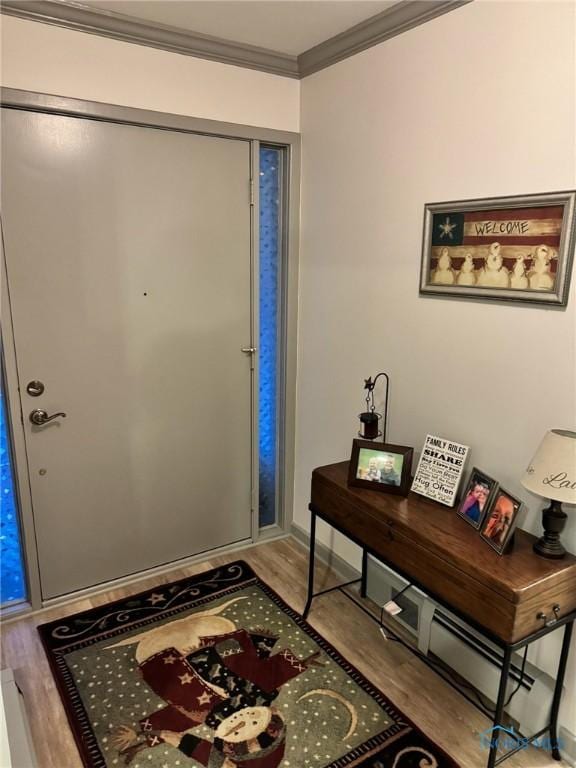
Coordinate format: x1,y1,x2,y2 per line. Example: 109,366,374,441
39,561,459,768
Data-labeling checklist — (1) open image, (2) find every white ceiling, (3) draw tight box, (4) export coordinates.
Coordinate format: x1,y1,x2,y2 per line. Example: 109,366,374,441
79,1,399,55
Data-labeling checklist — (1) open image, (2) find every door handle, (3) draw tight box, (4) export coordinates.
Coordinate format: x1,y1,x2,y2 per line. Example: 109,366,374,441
29,409,67,426
241,347,257,354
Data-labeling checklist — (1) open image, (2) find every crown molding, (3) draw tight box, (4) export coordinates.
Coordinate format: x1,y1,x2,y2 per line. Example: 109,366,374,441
0,0,300,78
298,0,473,77
1,0,473,80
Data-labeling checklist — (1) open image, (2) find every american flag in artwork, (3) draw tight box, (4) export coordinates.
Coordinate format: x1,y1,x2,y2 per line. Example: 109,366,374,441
429,205,564,291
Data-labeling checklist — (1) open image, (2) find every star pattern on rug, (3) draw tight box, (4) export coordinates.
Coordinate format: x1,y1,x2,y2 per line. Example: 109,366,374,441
147,592,166,606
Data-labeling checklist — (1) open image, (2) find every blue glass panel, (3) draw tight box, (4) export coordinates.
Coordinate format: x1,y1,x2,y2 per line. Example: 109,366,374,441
259,147,281,527
0,376,26,604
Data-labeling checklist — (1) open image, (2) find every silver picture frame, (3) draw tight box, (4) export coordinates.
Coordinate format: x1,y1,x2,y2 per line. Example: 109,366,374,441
419,190,576,306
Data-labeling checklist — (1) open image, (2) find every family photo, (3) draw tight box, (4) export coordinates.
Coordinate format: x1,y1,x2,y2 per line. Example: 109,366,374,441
457,469,497,529
356,449,403,486
481,490,523,555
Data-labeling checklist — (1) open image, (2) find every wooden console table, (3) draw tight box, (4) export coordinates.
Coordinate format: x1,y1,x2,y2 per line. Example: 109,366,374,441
304,462,576,768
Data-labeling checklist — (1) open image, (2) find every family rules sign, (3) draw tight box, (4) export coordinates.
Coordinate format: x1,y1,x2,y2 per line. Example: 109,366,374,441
411,435,470,507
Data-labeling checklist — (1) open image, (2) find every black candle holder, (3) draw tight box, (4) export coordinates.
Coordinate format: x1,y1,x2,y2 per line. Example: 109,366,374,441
359,411,381,440
358,373,390,442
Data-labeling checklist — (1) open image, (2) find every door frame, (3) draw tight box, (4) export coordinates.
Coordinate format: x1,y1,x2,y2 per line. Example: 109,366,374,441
0,87,300,613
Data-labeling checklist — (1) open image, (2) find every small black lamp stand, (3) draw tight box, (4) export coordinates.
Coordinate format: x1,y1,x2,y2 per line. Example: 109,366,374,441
521,429,576,559
358,373,390,442
533,500,568,559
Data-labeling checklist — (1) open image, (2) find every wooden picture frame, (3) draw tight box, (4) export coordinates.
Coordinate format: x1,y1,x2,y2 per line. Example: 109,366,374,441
348,439,413,496
419,190,576,306
456,467,498,530
480,488,523,555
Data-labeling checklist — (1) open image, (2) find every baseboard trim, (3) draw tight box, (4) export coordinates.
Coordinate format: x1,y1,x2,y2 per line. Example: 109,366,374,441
290,522,360,583
290,522,399,602
560,727,576,767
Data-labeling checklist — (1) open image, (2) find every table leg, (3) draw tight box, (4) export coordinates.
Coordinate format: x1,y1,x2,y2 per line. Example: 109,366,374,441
302,508,317,620
487,646,512,768
549,621,573,761
361,548,368,598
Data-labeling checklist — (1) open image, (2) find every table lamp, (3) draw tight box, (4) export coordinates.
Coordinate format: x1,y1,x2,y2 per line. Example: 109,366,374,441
521,429,576,559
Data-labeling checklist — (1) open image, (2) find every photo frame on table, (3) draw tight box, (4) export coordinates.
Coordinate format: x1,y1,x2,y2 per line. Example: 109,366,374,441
348,439,413,496
456,468,498,530
480,488,523,555
419,190,576,307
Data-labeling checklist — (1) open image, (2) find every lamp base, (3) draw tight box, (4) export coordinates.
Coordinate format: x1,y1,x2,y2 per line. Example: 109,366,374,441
533,500,567,559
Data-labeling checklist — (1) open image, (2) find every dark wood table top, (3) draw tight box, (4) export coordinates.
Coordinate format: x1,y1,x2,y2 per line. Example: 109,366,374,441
312,461,576,605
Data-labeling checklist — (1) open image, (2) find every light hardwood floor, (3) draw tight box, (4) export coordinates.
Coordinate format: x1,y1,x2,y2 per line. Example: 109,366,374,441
0,537,567,768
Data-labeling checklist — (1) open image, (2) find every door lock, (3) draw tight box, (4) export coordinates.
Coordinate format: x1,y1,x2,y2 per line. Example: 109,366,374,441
26,380,45,397
29,409,67,426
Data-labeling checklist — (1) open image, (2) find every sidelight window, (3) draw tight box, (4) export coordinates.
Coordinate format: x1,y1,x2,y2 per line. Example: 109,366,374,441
0,364,26,605
258,146,285,528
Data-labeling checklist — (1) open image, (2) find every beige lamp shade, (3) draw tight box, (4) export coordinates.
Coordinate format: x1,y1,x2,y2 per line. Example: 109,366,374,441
522,429,576,504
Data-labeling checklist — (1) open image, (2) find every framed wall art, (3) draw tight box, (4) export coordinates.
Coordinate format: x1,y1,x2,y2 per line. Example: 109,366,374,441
419,190,576,306
348,439,413,496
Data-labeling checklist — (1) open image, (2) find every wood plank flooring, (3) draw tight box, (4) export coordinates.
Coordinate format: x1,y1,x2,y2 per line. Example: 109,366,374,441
0,537,566,767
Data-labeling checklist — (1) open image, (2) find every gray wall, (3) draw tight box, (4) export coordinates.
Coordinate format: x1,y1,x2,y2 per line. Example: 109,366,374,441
296,0,576,731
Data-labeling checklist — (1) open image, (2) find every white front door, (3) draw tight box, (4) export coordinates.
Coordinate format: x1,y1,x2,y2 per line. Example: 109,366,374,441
1,108,254,599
